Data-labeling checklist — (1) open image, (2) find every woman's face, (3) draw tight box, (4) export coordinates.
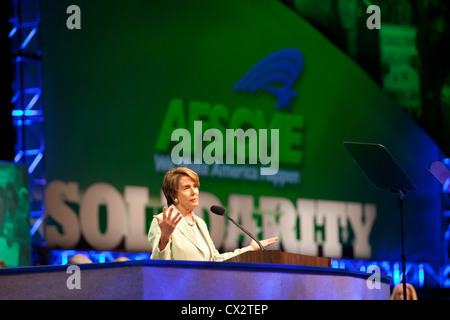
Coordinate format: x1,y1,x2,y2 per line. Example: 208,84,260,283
175,175,199,212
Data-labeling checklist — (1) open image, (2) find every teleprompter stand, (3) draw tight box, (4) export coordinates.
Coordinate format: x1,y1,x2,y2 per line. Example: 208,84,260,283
344,142,416,300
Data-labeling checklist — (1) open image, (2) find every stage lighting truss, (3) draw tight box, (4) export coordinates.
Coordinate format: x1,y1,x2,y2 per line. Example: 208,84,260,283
8,0,46,245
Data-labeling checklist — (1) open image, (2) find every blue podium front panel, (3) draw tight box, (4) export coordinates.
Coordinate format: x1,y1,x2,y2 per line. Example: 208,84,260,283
0,260,391,300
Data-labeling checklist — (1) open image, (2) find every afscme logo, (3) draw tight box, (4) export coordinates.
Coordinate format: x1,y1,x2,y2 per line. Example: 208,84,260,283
233,47,304,110
155,49,305,176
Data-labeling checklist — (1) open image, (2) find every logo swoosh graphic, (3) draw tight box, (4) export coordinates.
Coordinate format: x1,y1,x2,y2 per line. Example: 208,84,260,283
233,48,304,110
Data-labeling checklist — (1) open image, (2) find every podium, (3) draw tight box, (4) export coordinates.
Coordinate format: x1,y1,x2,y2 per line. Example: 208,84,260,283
226,250,331,268
0,258,391,300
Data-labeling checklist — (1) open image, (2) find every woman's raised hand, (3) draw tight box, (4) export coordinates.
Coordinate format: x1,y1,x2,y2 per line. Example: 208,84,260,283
153,206,182,251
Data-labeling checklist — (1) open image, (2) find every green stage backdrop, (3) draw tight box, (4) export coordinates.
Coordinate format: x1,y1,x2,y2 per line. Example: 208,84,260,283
40,0,443,262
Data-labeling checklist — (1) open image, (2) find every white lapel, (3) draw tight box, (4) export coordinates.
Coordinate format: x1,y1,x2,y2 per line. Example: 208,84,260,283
195,217,215,257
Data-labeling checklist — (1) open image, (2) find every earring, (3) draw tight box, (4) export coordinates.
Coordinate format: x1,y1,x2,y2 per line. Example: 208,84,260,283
173,198,179,205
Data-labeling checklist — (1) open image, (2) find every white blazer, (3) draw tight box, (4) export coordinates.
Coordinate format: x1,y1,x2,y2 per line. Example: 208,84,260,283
148,205,253,261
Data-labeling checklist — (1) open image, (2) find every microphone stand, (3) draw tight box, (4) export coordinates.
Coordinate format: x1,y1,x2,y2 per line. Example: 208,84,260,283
223,213,265,251
395,188,407,301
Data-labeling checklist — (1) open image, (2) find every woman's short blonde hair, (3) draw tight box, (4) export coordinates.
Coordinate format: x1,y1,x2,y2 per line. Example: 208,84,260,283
162,167,200,206
390,283,418,300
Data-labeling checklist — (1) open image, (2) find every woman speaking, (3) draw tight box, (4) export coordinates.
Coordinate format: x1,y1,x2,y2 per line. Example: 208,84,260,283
148,167,278,261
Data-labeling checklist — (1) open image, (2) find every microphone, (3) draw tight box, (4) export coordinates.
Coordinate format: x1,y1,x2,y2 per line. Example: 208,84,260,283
210,205,265,251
